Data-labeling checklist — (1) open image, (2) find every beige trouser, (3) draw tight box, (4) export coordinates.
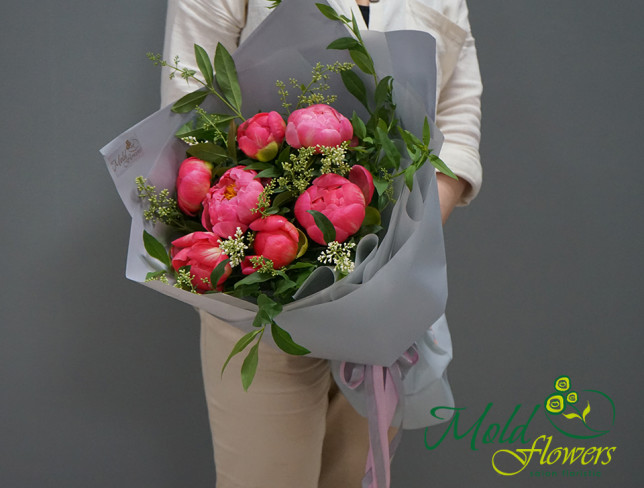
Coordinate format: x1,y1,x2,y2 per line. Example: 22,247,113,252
199,310,373,488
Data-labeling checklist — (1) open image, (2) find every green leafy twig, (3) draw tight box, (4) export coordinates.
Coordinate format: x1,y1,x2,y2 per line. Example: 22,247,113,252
148,43,245,121
221,294,310,390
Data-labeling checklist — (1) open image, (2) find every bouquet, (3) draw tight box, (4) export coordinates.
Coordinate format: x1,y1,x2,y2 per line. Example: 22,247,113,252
134,3,453,389
102,1,455,486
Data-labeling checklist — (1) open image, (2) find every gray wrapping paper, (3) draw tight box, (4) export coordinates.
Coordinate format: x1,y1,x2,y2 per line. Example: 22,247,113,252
100,0,450,372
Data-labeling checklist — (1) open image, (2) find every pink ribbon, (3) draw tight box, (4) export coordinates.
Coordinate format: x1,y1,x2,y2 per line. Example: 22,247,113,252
339,347,419,488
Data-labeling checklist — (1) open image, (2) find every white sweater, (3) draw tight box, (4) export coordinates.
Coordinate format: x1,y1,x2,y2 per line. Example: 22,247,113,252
161,0,482,204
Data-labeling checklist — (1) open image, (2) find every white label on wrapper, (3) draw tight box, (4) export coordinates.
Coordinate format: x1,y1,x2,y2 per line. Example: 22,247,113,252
106,131,143,177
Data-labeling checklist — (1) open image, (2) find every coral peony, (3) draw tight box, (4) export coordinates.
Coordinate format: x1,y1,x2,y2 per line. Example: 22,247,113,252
201,166,264,238
240,216,300,274
171,232,232,292
294,173,368,245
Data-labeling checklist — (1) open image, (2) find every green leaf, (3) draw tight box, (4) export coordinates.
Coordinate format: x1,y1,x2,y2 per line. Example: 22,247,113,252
274,276,298,295
351,112,367,140
350,11,363,41
327,37,361,50
187,142,229,163
256,166,282,178
272,190,294,208
286,262,316,271
277,145,291,163
429,154,457,179
252,309,272,328
214,42,242,112
362,206,381,226
307,210,336,244
349,48,375,75
374,76,393,107
375,126,401,169
175,127,215,141
171,88,209,113
316,3,341,21
220,328,261,376
423,117,431,146
404,166,416,191
271,323,311,355
184,220,207,233
143,230,170,267
257,293,283,321
341,70,370,111
372,176,390,196
194,44,214,87
145,270,167,281
234,272,274,289
209,259,231,289
398,127,423,153
378,192,389,210
227,119,237,162
359,224,383,236
241,341,260,391
244,161,272,171
295,228,309,258
175,115,237,140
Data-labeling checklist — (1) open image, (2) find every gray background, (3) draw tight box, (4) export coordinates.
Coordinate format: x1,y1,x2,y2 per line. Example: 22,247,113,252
1,1,642,487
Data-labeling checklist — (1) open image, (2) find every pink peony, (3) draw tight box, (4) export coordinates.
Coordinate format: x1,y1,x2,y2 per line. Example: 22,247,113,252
285,104,353,149
201,166,264,238
176,157,213,216
240,216,300,274
294,172,371,245
237,111,286,161
171,232,232,292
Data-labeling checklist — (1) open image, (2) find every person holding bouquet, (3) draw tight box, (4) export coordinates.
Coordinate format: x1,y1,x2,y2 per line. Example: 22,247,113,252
159,0,482,486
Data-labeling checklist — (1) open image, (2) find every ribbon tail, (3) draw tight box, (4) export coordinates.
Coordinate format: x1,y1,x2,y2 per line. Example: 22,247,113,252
362,365,402,488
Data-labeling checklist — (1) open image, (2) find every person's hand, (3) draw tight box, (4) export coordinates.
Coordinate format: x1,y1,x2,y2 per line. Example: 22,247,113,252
436,173,470,224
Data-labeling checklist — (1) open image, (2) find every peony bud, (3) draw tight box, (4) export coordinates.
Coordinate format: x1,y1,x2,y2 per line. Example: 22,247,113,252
285,104,353,150
237,111,286,161
176,157,213,216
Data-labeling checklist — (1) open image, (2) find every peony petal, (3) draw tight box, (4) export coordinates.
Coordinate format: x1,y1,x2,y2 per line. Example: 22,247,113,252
348,165,375,204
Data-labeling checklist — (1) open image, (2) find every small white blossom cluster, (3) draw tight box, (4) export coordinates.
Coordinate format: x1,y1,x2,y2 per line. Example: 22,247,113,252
279,147,316,194
218,227,251,267
319,141,350,176
145,273,170,285
180,135,200,146
174,268,198,293
135,176,183,225
318,241,356,275
249,256,279,276
252,179,277,216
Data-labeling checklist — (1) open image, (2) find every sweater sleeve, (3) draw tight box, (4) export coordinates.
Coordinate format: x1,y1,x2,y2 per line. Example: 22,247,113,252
160,0,248,107
435,0,483,205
